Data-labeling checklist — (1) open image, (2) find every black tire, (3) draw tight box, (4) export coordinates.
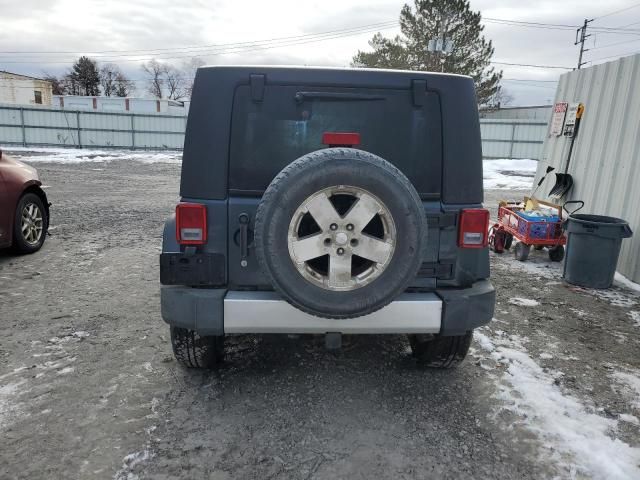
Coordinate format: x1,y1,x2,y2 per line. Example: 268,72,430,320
170,327,224,369
254,148,425,319
548,245,565,262
408,332,473,368
492,230,505,254
514,242,531,262
504,234,513,250
12,192,48,254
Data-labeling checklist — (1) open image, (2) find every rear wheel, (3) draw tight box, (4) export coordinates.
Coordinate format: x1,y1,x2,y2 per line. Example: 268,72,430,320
548,245,565,262
514,242,531,262
12,192,48,254
170,327,224,369
504,233,513,250
491,229,505,254
409,332,473,368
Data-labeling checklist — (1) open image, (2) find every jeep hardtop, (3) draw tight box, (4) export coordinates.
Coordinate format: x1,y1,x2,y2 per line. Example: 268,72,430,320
160,66,495,368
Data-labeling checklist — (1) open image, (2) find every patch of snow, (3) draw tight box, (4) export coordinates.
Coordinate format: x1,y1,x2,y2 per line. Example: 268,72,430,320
479,330,640,479
539,353,554,359
483,158,537,190
57,367,75,375
72,331,90,338
474,332,495,352
615,273,640,294
627,311,640,327
619,414,639,425
5,147,182,165
612,371,640,409
509,297,540,307
113,449,154,480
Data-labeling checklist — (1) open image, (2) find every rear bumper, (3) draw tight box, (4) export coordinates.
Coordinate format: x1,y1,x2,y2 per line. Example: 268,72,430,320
160,280,494,336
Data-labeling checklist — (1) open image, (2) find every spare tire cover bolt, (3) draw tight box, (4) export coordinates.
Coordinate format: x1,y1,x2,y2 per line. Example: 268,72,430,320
337,247,345,255
346,223,354,231
330,223,338,231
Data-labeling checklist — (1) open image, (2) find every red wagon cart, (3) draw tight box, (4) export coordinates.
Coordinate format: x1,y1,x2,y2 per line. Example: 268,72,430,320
488,198,581,262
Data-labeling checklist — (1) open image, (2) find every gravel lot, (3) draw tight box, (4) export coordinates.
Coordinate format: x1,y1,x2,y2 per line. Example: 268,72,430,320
1,153,639,479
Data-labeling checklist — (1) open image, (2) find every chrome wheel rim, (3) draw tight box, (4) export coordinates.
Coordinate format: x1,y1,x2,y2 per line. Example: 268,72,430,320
287,185,396,291
21,202,44,246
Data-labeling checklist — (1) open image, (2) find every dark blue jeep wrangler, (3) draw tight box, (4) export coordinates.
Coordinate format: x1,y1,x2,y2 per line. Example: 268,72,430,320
160,66,494,368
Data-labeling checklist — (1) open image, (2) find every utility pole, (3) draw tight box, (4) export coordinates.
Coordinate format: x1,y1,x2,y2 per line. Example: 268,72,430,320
575,18,593,69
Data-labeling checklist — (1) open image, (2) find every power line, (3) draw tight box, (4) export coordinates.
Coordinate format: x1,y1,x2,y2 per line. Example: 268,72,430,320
0,24,400,65
0,21,398,57
502,78,558,82
589,37,640,50
491,61,572,69
587,48,640,62
592,2,640,22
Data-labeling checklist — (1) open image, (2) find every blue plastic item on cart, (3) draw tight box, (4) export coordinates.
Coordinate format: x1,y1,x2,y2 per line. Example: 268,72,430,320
517,212,561,239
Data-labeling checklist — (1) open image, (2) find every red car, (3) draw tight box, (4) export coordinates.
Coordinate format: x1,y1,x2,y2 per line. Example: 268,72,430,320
0,149,49,253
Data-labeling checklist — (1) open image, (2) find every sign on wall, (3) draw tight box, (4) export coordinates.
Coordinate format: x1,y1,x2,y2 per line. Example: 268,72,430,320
550,102,568,137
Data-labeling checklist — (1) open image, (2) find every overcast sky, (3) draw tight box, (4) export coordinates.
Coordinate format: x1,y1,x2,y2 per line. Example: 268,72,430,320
1,0,640,105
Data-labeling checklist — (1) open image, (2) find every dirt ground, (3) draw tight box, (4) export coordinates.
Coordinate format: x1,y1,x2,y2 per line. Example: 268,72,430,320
1,158,639,479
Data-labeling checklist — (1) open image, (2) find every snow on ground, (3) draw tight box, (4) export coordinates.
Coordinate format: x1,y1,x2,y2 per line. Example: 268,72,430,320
612,371,640,409
4,148,538,190
4,147,182,164
483,158,537,190
508,297,540,307
615,273,640,294
475,329,640,480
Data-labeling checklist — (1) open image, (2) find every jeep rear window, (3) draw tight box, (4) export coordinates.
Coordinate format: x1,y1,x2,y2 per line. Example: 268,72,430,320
229,85,442,197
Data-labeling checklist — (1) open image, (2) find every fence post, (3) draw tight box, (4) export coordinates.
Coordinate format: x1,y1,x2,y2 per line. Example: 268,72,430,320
19,108,26,147
509,123,516,159
131,114,136,150
76,111,82,149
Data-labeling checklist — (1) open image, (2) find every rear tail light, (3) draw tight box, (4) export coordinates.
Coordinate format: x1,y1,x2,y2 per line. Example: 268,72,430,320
458,209,490,248
322,132,361,147
176,203,207,245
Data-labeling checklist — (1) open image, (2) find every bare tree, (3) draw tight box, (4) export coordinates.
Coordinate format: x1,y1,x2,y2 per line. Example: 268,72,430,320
100,63,119,96
114,72,135,97
42,73,66,95
165,65,187,100
182,57,205,98
141,60,166,98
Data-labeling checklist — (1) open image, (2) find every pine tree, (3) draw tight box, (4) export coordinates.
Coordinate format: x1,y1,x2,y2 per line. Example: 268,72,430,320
69,56,100,96
352,0,502,106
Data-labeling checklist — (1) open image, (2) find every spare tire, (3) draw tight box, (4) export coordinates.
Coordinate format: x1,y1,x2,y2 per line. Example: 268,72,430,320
254,148,425,319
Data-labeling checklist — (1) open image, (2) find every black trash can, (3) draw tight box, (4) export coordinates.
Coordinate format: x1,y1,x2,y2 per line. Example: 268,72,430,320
563,214,633,289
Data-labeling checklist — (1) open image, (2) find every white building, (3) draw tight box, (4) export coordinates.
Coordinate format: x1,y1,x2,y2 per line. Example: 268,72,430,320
0,71,53,106
52,95,188,115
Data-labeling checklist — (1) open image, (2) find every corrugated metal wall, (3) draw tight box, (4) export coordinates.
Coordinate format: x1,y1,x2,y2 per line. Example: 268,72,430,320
481,119,547,159
534,53,640,283
1,104,547,159
0,104,186,150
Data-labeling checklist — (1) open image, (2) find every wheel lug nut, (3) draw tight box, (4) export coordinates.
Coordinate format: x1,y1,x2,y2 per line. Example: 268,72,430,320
346,224,354,231
337,248,344,255
330,223,338,231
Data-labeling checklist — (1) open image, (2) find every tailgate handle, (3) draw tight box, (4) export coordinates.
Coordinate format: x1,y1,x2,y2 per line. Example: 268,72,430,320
238,213,250,267
294,92,386,103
